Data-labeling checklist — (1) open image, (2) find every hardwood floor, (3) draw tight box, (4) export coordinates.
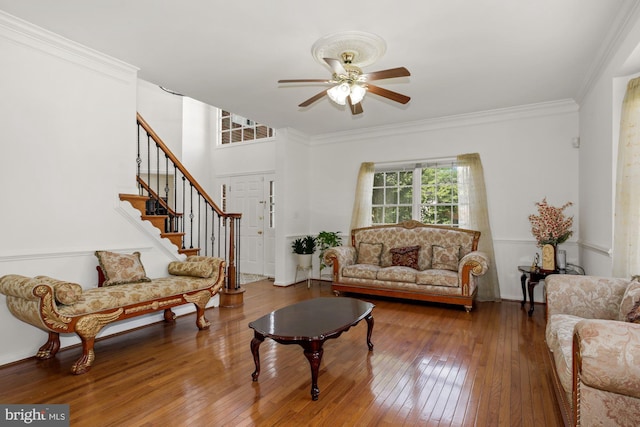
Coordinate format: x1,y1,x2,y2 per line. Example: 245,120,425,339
0,280,563,426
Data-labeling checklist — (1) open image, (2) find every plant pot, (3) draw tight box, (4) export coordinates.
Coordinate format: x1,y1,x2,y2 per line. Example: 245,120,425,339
296,253,313,269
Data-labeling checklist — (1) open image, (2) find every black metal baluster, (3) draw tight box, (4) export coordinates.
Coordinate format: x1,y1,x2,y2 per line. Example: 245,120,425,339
155,144,160,213
173,164,178,232
181,176,186,249
197,195,201,252
136,123,142,195
189,183,194,249
147,134,151,199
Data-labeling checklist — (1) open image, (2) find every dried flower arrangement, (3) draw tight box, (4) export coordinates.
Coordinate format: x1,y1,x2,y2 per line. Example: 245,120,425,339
528,198,573,247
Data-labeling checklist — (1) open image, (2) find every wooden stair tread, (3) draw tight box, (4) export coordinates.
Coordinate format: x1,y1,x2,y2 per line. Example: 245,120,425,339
179,248,200,256
161,232,184,248
141,215,169,234
119,193,149,216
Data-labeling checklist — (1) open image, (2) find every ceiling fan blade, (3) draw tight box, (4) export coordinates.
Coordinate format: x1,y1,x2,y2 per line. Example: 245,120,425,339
278,79,330,83
361,67,411,81
324,57,347,76
367,84,411,104
348,97,364,115
298,90,328,107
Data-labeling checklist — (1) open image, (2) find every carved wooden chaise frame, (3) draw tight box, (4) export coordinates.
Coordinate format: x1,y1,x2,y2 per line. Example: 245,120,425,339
0,260,225,375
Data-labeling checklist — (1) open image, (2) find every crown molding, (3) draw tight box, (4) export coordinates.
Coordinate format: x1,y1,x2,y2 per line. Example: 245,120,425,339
576,0,640,103
0,10,138,82
309,99,579,145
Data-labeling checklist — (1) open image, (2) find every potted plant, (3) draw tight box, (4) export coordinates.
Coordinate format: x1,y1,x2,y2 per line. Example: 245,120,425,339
291,235,316,268
316,231,342,275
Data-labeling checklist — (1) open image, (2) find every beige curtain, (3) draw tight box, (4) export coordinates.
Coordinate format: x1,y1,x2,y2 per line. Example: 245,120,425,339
613,77,640,278
457,153,501,301
350,162,375,233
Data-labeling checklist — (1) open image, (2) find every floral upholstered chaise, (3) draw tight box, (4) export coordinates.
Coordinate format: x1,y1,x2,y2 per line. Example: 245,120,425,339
323,220,490,311
545,274,640,426
0,253,225,375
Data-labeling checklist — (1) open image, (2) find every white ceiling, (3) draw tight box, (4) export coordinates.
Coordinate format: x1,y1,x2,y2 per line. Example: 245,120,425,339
0,1,637,136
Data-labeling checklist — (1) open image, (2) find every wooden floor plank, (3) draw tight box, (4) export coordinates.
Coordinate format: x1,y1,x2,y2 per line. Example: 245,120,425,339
0,280,562,426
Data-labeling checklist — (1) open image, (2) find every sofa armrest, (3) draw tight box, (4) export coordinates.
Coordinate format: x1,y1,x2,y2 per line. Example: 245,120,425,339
0,274,43,300
574,319,640,399
324,246,356,268
323,246,356,281
546,275,628,320
458,251,490,277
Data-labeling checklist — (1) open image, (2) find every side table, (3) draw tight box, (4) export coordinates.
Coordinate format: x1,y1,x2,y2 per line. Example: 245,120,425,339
518,265,581,316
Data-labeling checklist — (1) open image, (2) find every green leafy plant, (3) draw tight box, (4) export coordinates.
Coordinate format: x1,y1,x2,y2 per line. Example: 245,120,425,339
316,231,342,272
291,235,317,254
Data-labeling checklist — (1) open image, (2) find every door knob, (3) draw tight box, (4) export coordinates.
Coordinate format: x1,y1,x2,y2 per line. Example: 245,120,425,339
257,231,263,235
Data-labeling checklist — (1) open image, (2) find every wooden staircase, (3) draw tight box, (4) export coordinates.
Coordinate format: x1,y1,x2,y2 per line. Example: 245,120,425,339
119,193,200,256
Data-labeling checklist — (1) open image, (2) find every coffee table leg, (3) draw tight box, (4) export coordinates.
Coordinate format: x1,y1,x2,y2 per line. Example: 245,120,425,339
365,314,374,350
302,342,324,401
250,333,264,381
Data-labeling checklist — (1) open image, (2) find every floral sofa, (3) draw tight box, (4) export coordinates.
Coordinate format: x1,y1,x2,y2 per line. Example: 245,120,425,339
323,220,490,311
0,252,225,375
545,274,640,426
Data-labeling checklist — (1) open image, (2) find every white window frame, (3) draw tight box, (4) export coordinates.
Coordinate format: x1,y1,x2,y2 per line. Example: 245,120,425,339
372,159,460,226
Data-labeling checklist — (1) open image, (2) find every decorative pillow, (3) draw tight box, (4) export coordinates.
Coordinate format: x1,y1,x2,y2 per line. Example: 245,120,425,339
357,242,383,266
627,300,640,323
185,255,218,278
34,276,83,305
620,280,640,322
432,245,460,271
168,261,213,278
95,251,151,286
390,246,420,270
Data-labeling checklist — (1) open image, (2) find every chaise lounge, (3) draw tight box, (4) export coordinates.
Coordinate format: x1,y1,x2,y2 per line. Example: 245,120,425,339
0,253,225,374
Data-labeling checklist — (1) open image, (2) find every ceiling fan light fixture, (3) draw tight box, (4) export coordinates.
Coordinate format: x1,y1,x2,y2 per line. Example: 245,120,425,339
349,84,366,104
327,83,350,105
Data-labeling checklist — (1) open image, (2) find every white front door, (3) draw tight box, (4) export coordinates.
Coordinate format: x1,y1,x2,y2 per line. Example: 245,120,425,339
228,174,275,277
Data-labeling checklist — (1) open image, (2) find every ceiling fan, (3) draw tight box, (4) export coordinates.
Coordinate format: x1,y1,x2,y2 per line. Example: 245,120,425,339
278,51,411,115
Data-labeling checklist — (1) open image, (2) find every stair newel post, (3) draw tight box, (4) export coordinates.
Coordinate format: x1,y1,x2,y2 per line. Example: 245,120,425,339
220,214,245,308
228,216,236,288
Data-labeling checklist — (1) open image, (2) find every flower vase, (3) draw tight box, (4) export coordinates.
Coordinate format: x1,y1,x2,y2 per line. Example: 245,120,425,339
541,244,557,272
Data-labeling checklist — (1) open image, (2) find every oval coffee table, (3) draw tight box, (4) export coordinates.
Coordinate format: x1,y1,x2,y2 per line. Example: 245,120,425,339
249,297,374,400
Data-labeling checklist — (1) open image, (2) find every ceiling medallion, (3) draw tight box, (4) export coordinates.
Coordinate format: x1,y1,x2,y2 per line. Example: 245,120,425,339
311,31,387,68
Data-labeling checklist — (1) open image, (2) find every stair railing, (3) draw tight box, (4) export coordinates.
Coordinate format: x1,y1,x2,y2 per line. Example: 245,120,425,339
136,112,241,290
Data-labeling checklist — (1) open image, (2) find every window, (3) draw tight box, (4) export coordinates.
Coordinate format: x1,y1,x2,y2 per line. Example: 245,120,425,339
372,161,459,226
219,110,275,144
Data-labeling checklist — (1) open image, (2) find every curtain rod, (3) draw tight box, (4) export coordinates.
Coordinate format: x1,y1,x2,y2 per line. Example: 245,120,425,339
373,156,457,169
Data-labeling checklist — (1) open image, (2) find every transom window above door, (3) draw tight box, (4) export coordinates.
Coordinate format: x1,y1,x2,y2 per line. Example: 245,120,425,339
219,111,275,145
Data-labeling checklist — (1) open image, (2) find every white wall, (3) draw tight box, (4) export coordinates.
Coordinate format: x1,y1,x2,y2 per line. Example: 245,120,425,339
578,6,640,277
0,14,187,366
307,102,580,302
136,80,183,157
